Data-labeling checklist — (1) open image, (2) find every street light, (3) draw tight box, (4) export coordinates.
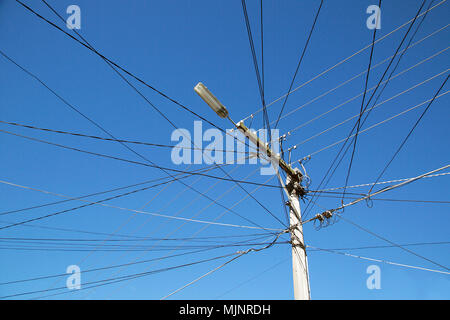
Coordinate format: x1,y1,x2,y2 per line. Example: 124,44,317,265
194,82,229,119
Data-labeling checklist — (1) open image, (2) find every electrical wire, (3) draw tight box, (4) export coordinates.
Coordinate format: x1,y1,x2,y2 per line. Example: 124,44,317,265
305,163,450,220
17,0,225,133
307,241,450,252
241,0,272,150
84,171,280,299
2,26,284,236
273,0,324,128
292,87,450,221
314,172,450,192
36,0,286,229
312,0,425,218
0,165,225,217
307,245,450,275
297,75,449,220
0,120,253,154
342,0,381,204
160,230,287,299
240,0,447,123
215,257,289,299
367,73,449,194
337,215,449,272
289,67,449,150
272,23,449,130
0,232,279,244
313,194,450,204
0,48,283,233
298,89,449,159
0,251,241,299
0,128,281,189
0,241,288,253
0,179,284,232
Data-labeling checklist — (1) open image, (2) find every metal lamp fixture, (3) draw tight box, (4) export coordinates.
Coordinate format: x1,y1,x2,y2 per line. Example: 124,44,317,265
194,82,229,119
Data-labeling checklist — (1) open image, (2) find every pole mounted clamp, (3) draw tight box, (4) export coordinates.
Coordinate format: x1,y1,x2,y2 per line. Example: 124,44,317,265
286,168,306,198
315,210,334,222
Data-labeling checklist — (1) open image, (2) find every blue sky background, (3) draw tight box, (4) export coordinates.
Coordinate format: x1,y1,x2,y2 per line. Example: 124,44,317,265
0,0,449,299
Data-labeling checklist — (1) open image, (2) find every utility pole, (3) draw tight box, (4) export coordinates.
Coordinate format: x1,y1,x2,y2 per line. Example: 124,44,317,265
194,82,311,300
286,170,310,299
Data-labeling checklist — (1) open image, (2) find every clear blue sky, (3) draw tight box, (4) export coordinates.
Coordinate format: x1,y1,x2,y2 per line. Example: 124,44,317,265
0,0,449,299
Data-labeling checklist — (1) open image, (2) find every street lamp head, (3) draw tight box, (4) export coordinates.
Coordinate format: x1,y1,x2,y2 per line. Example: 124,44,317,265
194,82,229,119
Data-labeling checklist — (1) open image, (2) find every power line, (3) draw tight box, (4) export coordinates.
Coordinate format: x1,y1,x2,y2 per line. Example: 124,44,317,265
7,0,448,299
290,67,449,150
37,0,283,228
367,73,449,194
307,241,450,252
314,171,450,192
292,85,449,223
342,0,381,203
337,215,449,272
287,0,434,221
66,159,255,296
0,179,285,232
306,163,450,218
215,257,289,299
0,232,279,244
38,0,282,232
0,251,240,300
0,48,277,231
295,86,449,219
313,194,450,204
300,89,449,159
161,230,287,299
272,23,449,130
273,0,324,128
341,0,431,192
241,0,447,123
307,245,450,275
83,171,281,299
241,0,264,112
304,166,450,271
241,0,271,146
34,168,277,299
240,0,291,234
342,0,437,203
5,5,285,230
36,233,286,300
0,120,253,154
352,0,439,150
0,127,287,231
16,0,225,133
0,218,171,239
0,247,225,287
0,128,281,189
0,241,288,253
0,165,223,217
260,0,265,107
